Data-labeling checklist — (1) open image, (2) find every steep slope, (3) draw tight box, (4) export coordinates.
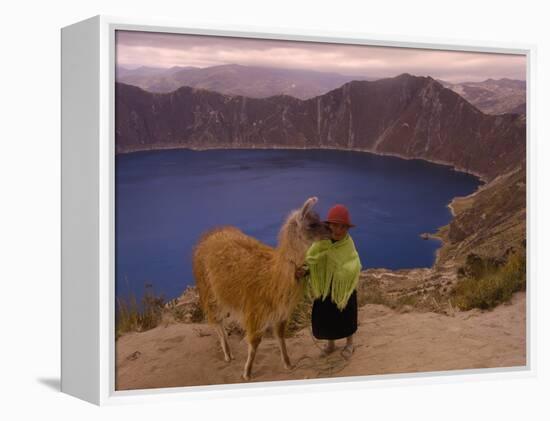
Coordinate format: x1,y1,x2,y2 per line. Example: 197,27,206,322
438,163,526,265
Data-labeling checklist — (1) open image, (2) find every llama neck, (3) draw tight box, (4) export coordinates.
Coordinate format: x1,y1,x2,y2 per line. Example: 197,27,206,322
277,237,302,267
268,217,308,304
274,219,307,276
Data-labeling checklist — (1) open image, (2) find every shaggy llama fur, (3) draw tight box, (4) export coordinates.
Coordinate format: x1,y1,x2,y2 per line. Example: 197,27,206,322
192,197,329,380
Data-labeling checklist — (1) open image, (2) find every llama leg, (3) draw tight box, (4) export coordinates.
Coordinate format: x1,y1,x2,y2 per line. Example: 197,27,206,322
214,322,233,362
274,321,293,370
199,280,232,362
242,333,262,381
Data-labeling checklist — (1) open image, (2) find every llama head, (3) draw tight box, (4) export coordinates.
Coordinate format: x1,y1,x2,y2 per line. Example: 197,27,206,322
297,197,331,242
278,197,331,255
276,197,331,267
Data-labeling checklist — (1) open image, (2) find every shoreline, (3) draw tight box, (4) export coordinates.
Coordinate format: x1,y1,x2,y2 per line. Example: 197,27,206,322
116,143,490,184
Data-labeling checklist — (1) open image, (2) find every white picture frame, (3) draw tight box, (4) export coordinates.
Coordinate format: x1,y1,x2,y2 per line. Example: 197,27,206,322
61,14,535,406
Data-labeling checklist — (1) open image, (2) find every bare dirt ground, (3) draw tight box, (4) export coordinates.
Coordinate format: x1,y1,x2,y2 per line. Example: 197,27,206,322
115,292,526,391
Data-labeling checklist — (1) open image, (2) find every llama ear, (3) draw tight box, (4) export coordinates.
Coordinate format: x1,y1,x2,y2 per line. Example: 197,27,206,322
300,196,318,219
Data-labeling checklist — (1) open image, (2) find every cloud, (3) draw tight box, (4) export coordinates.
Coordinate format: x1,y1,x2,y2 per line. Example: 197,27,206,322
116,30,526,82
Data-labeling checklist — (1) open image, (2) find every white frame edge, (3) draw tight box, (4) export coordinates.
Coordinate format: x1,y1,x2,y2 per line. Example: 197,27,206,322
61,14,537,406
61,15,101,405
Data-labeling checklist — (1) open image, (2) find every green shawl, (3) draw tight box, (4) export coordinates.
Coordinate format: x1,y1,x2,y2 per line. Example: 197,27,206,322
304,234,362,311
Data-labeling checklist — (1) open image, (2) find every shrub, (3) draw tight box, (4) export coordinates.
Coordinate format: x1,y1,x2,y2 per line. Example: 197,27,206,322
357,283,392,307
116,286,166,339
451,251,526,311
285,294,313,337
395,294,418,308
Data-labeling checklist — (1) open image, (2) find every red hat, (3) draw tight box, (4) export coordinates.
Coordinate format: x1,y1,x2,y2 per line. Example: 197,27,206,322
324,204,355,227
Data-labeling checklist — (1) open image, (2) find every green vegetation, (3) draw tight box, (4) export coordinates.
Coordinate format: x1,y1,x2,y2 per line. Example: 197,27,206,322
395,294,419,308
165,300,204,323
451,250,526,311
286,294,313,337
357,283,392,307
116,286,166,339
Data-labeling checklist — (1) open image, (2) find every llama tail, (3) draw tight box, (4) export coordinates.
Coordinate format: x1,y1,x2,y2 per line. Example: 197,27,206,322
192,249,212,321
192,234,222,324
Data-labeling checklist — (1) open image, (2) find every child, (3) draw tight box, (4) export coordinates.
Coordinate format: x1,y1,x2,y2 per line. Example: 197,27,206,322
297,204,362,359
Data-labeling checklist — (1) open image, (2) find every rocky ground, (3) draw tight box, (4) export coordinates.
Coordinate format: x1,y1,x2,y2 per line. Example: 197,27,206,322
115,292,526,391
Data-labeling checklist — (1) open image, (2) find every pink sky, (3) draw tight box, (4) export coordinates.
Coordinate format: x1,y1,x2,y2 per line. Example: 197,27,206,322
116,30,526,83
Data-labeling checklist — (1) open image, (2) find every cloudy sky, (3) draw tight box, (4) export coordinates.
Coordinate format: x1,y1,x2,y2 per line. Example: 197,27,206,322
116,30,526,83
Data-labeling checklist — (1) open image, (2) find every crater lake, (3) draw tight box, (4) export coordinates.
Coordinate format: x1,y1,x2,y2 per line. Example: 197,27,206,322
115,148,482,304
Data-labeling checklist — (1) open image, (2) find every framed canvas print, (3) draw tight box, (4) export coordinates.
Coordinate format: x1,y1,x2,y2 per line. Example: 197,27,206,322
61,15,532,405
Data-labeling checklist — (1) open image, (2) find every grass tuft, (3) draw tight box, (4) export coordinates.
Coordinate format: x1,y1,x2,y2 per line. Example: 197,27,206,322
116,286,166,340
285,293,313,337
451,250,526,311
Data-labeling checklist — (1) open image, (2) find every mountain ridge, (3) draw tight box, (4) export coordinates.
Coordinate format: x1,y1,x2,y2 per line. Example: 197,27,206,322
116,63,372,99
116,74,525,181
438,78,526,115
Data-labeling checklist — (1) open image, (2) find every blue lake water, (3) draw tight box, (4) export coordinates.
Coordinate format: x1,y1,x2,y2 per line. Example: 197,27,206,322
115,148,482,303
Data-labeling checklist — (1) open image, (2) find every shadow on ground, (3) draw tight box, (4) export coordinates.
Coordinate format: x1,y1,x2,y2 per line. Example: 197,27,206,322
37,378,60,392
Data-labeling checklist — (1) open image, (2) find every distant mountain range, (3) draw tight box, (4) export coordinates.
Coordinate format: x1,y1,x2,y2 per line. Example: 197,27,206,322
116,64,372,100
438,78,526,115
117,64,526,116
116,73,525,180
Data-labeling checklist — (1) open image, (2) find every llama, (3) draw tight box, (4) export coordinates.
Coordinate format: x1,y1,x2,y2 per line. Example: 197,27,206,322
192,197,330,380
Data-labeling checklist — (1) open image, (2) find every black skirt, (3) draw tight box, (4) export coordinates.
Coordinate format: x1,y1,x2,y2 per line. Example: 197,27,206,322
311,289,358,340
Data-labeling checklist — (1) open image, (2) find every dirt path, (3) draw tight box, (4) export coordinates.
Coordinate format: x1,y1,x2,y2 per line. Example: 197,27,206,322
115,292,526,390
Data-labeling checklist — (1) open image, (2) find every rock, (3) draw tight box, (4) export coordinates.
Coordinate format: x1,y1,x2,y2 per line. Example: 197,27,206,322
166,286,205,323
126,351,141,361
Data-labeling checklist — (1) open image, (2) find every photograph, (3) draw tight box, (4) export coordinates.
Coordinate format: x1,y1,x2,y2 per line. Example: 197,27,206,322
113,29,527,390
